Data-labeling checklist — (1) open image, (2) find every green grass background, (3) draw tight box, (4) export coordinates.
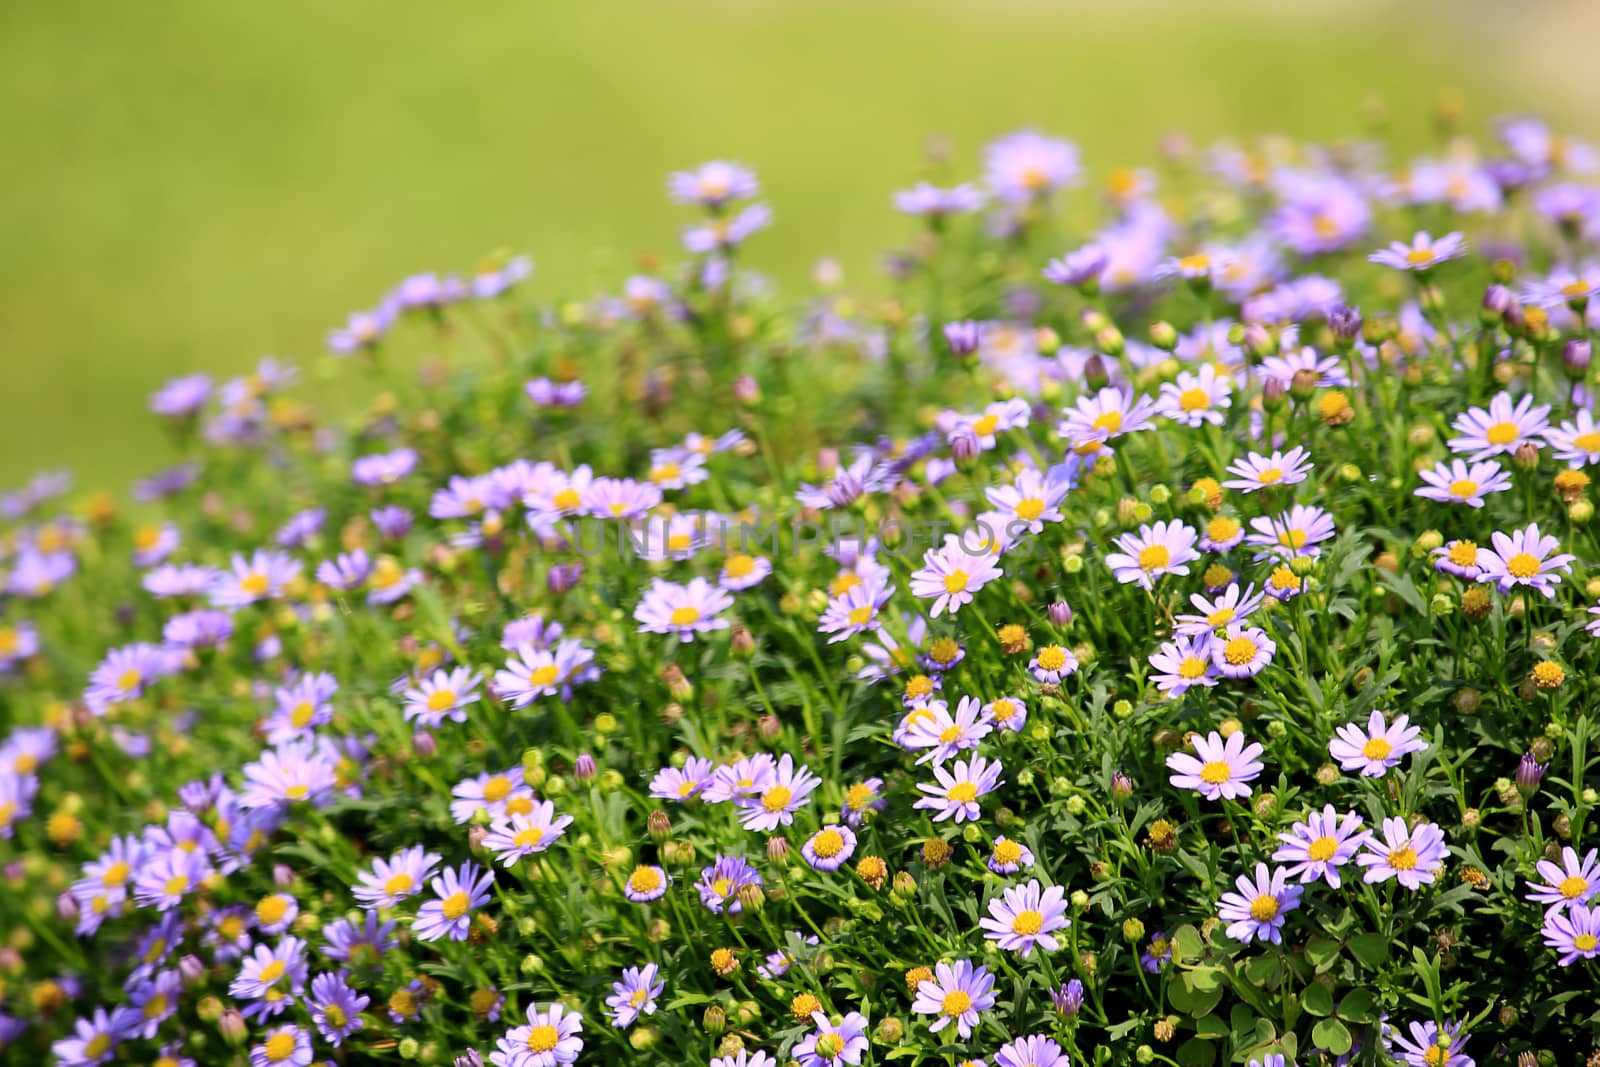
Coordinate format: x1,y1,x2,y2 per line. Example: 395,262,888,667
1,0,1594,490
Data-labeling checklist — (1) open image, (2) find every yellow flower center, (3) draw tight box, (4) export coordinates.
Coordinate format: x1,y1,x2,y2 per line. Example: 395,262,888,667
102,861,131,887
1362,737,1393,761
1011,909,1044,935
324,1004,347,1027
1560,875,1589,899
669,605,701,627
816,1034,845,1058
514,826,545,849
84,1035,111,1059
527,664,560,689
1485,421,1519,445
240,572,271,597
552,487,582,511
847,605,874,626
1207,517,1240,541
905,675,934,699
1223,637,1257,665
938,725,962,743
427,689,458,712
651,462,681,484
1207,607,1235,627
946,782,979,803
1179,253,1210,272
143,993,168,1019
1179,387,1211,412
993,839,1023,865
483,775,513,802
163,875,189,896
1404,247,1435,266
811,830,845,858
1307,836,1338,862
1574,933,1599,952
1449,479,1479,499
724,554,755,578
761,785,793,813
1178,656,1208,679
0,629,16,656
1037,646,1068,671
991,699,1017,722
1388,846,1418,871
258,959,286,984
264,1031,297,1062
117,668,142,693
943,570,970,594
1014,497,1045,521
846,783,875,810
1575,432,1600,453
711,877,734,898
440,890,471,919
256,896,289,925
526,1024,560,1053
1277,529,1308,548
1138,544,1171,571
289,701,315,728
1093,411,1123,433
1256,467,1284,484
1448,541,1478,566
628,867,662,893
1249,894,1279,921
1506,552,1542,579
1199,760,1232,784
971,413,1000,437
942,989,974,1016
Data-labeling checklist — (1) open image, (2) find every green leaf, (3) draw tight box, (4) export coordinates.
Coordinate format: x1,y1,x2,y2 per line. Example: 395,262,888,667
1348,932,1389,968
1304,935,1340,969
1171,924,1205,964
1243,953,1282,989
1302,981,1334,1017
1195,1014,1229,1038
1176,1037,1218,1067
1312,1017,1353,1056
1337,987,1375,1024
1177,970,1225,1018
1185,966,1224,993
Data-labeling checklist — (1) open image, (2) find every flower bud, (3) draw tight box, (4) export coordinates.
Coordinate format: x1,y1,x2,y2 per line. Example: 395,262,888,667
1149,321,1178,351
766,836,790,864
732,375,761,405
1563,339,1592,379
943,320,982,356
1262,376,1287,412
1048,600,1073,627
702,1005,726,1035
412,730,437,759
1083,355,1110,390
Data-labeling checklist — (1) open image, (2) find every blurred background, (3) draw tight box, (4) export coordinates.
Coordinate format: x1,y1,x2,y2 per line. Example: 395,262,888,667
2,0,1596,489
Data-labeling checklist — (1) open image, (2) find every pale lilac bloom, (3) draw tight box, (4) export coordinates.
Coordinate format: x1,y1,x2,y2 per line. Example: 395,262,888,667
1542,903,1600,965
800,824,857,872
1545,410,1600,467
1175,583,1264,636
915,755,1003,823
980,879,1070,956
352,846,440,909
1058,387,1158,453
1414,458,1512,507
996,1035,1068,1067
1210,623,1276,678
1105,520,1199,590
668,161,759,207
909,533,1003,616
1258,346,1350,388
210,550,301,608
1475,522,1574,597
605,963,663,1029
695,855,762,914
1357,817,1447,890
1223,446,1312,493
794,1011,869,1067
902,695,993,765
1273,805,1368,887
985,130,1080,203
316,550,372,591
737,754,819,831
1383,1018,1474,1067
414,862,494,942
495,1002,584,1067
894,181,985,218
402,667,481,728
1447,392,1550,460
1148,634,1217,697
351,448,417,486
1328,710,1426,777
1156,364,1232,427
1217,862,1301,944
1526,846,1600,914
1246,505,1335,560
1369,230,1467,271
483,801,574,866
1167,729,1263,800
635,577,734,641
911,959,995,1039
649,757,715,803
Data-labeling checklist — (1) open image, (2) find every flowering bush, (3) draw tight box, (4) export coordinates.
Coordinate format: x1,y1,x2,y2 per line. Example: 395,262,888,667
5,117,1600,1067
